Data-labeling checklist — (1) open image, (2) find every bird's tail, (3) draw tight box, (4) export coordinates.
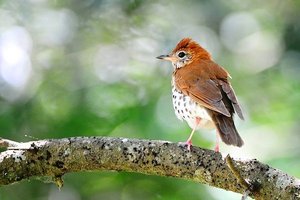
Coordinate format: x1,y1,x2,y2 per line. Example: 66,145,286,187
211,114,244,147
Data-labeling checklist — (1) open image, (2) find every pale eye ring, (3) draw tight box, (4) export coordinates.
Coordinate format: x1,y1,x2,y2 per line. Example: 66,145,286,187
177,51,186,58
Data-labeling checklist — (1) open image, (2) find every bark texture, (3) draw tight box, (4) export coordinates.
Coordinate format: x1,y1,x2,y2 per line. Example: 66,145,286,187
0,137,299,199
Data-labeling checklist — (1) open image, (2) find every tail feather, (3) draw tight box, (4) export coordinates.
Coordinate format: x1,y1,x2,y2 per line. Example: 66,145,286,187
212,113,244,147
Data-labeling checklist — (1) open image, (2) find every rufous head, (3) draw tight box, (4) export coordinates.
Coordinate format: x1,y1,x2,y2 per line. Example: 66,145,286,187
157,38,211,69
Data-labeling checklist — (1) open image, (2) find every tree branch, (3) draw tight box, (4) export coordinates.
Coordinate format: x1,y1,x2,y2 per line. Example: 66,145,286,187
0,137,299,199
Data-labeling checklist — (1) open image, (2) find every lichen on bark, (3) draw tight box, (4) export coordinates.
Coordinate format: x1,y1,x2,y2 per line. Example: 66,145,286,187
0,137,299,199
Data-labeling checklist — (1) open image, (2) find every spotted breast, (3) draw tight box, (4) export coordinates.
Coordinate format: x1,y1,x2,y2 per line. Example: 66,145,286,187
171,84,215,130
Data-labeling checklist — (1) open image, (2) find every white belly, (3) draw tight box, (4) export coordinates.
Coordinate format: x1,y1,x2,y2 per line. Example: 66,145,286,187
172,86,214,130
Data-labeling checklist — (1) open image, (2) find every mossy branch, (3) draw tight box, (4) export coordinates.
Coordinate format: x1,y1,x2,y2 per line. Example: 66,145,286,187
0,137,299,199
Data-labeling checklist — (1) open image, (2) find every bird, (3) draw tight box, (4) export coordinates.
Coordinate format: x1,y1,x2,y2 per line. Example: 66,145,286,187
157,38,244,151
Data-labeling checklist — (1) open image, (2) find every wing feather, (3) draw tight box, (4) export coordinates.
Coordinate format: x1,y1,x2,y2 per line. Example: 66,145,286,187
184,79,231,117
174,61,243,119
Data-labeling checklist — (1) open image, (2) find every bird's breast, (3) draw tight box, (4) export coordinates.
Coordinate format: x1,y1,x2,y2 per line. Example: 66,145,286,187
171,85,214,130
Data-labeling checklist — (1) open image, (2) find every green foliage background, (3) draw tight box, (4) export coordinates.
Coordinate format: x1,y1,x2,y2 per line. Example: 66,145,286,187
0,0,299,199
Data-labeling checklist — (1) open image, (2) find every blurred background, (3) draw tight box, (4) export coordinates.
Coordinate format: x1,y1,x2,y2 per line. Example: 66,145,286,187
0,0,299,199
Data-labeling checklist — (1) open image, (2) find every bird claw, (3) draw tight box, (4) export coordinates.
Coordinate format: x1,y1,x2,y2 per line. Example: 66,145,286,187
179,140,192,151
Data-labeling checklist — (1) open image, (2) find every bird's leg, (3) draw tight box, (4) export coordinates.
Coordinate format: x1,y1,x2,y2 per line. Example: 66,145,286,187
214,131,220,152
184,117,201,150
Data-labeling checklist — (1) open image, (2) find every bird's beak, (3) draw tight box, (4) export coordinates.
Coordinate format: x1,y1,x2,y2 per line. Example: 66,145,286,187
156,54,175,62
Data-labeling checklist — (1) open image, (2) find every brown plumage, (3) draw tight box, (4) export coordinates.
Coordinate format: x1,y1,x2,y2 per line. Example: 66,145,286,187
157,38,244,151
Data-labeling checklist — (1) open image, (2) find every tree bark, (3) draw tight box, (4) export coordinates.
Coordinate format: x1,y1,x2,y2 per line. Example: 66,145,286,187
0,137,299,199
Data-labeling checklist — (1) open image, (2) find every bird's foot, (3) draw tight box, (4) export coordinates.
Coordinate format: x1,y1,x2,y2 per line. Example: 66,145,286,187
179,139,192,151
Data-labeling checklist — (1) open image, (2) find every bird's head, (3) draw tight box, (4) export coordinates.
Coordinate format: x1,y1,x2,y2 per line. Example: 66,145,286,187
157,38,211,69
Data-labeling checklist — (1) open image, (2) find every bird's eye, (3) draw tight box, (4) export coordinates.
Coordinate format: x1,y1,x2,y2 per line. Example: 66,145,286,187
177,51,186,58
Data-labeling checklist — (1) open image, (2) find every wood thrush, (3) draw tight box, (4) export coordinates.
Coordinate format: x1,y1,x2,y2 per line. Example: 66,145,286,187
157,38,244,151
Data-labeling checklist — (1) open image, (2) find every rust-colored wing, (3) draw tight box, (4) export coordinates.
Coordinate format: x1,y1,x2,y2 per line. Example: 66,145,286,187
174,61,244,119
177,75,231,117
